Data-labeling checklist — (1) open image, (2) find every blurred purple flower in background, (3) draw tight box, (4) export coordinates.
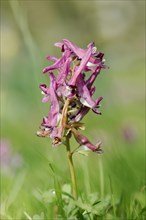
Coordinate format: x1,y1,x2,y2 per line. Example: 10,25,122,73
37,39,107,153
122,126,137,143
0,139,23,175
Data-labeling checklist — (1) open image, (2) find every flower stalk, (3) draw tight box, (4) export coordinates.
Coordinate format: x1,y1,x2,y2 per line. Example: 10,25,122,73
65,135,78,199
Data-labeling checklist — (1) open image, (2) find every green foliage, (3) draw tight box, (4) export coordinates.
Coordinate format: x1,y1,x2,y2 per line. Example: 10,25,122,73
18,183,146,220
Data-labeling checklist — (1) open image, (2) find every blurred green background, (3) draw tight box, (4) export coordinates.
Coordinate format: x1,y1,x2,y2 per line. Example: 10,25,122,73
1,0,145,218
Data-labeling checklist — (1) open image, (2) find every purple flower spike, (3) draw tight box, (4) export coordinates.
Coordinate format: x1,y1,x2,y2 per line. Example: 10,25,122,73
37,39,107,150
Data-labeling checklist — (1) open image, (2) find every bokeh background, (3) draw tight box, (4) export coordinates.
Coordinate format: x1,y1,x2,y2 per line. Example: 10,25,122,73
1,0,145,218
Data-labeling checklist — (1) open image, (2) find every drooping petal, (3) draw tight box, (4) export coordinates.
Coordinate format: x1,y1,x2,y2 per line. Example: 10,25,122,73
71,128,102,153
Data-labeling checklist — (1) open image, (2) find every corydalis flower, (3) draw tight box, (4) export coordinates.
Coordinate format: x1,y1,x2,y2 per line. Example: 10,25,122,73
37,39,107,153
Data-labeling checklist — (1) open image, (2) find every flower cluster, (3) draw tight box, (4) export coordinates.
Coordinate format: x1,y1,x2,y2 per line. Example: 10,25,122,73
37,39,107,153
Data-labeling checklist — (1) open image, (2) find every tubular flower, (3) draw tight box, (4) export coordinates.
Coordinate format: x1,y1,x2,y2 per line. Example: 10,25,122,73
37,39,107,151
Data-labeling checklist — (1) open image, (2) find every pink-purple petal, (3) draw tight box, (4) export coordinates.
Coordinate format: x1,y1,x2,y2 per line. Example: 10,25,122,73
72,128,102,153
76,74,96,108
56,57,72,85
46,73,60,127
43,50,71,73
68,44,92,86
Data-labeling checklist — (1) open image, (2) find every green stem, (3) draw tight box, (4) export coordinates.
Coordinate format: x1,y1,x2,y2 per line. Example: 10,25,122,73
66,136,78,199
